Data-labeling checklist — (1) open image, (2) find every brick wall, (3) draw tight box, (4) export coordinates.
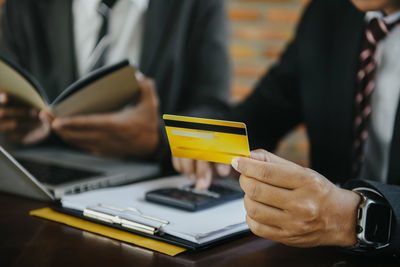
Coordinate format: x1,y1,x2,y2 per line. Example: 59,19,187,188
227,0,310,166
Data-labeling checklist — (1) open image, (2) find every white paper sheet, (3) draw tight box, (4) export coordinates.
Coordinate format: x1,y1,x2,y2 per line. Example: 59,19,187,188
61,175,248,244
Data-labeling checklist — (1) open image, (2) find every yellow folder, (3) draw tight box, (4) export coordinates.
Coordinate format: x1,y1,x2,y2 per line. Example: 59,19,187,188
30,207,186,256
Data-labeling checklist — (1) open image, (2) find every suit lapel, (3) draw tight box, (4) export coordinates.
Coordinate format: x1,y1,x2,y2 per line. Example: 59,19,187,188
327,3,365,178
139,0,177,75
47,0,77,85
387,97,400,184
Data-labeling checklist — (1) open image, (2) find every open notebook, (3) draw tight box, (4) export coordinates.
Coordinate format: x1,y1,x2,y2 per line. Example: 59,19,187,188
60,175,249,247
0,56,139,117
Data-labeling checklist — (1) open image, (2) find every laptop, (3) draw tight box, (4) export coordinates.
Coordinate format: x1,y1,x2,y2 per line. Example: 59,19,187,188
0,146,160,201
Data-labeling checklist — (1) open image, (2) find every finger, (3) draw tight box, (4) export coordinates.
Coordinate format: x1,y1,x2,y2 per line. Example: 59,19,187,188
195,160,212,190
138,78,159,108
172,157,182,173
20,120,51,145
0,91,8,105
0,120,17,132
13,121,42,131
250,149,270,162
250,149,299,167
240,175,292,209
8,132,26,143
0,107,38,119
0,120,39,132
244,195,289,228
180,158,196,180
135,70,145,82
233,157,304,189
215,163,231,177
8,124,49,145
247,215,317,247
39,110,54,123
52,115,110,130
246,214,283,241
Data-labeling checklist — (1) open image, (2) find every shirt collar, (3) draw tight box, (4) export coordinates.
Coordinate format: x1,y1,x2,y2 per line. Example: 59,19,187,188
126,0,149,9
75,0,149,13
365,10,400,25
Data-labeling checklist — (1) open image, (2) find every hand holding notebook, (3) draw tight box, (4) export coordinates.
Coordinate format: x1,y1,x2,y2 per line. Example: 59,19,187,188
0,56,145,148
51,78,160,157
0,56,139,117
0,90,52,145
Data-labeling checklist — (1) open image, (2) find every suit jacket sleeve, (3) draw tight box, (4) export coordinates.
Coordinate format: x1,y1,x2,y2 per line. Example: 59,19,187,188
345,179,400,257
0,1,24,64
228,8,309,151
231,40,302,151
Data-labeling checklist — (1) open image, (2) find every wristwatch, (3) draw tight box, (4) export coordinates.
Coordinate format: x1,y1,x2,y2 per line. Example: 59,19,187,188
352,187,392,250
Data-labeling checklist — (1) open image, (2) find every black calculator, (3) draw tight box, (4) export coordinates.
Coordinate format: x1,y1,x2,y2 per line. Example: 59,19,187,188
145,181,244,212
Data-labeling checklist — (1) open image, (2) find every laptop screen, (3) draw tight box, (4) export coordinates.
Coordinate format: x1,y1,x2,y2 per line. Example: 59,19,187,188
17,158,103,186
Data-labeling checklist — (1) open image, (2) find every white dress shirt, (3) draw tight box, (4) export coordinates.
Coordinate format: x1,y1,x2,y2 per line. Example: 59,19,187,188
72,0,149,77
360,11,400,182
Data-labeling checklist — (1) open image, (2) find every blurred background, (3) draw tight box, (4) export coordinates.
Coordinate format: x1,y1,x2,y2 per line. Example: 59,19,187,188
0,0,310,166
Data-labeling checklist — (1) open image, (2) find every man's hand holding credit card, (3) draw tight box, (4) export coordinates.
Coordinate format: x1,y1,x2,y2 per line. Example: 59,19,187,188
142,115,251,211
163,114,250,164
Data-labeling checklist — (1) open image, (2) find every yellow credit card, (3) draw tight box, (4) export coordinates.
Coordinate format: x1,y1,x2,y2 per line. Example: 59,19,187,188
163,114,250,164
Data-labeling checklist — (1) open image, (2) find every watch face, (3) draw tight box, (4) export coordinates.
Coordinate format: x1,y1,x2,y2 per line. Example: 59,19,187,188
365,203,391,243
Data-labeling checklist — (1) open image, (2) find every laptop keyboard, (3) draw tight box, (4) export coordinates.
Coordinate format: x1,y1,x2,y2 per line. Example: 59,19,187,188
17,158,103,185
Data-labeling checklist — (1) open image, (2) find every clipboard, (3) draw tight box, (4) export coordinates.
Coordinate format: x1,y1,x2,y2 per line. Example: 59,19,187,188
30,206,187,256
50,204,250,250
47,176,250,251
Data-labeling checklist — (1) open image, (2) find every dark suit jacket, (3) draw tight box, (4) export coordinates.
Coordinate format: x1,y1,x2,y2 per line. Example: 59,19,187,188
231,0,400,256
0,0,230,166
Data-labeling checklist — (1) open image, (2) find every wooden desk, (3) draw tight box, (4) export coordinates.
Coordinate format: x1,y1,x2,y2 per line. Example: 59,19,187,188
1,193,399,267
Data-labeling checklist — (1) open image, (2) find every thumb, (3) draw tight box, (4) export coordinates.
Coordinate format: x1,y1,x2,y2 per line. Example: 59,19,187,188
250,149,271,162
0,91,9,105
39,110,54,123
138,78,159,109
249,149,301,167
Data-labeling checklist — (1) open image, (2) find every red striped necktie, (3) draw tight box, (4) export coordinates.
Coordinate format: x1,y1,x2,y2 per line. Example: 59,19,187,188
352,17,398,177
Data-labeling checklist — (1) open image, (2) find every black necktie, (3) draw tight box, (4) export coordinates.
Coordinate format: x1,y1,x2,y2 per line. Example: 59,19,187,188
90,0,119,71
